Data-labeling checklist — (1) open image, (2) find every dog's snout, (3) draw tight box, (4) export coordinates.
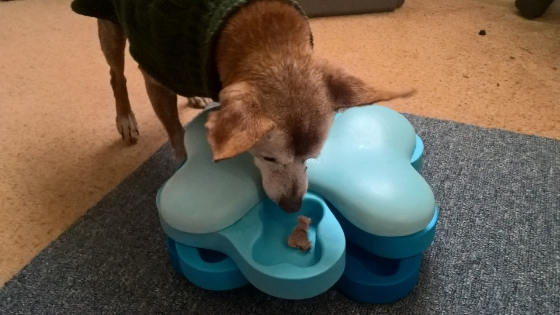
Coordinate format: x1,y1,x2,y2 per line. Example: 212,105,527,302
278,198,303,213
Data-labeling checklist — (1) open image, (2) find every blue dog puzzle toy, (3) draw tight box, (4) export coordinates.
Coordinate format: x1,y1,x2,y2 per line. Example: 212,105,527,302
157,104,437,303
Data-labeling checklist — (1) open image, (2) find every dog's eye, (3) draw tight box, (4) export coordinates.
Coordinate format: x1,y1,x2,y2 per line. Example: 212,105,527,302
262,156,278,163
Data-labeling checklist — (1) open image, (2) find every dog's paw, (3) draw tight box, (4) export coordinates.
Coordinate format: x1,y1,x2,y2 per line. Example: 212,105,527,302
116,112,139,144
186,97,212,109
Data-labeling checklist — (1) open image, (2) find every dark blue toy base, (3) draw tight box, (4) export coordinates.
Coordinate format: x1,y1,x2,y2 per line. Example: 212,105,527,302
165,235,424,304
167,237,249,291
335,240,422,304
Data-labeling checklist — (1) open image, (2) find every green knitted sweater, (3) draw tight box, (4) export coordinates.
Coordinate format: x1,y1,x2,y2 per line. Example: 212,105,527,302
71,0,310,100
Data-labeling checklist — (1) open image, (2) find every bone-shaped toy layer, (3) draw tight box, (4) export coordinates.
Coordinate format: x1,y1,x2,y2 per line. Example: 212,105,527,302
158,104,435,237
307,105,436,237
158,106,266,234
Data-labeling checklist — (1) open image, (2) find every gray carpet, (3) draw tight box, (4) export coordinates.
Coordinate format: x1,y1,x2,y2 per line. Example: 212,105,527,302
1,114,559,315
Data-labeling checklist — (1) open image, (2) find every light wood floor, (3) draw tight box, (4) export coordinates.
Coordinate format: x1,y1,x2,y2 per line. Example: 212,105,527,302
1,0,558,286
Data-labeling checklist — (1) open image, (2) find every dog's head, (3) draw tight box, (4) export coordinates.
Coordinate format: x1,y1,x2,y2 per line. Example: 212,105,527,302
205,58,414,213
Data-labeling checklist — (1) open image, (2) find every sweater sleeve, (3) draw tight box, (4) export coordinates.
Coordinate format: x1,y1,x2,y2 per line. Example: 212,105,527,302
71,0,119,24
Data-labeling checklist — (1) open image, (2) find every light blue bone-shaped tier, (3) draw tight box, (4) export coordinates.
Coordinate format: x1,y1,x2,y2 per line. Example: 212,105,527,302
157,104,438,303
157,107,346,300
308,106,437,259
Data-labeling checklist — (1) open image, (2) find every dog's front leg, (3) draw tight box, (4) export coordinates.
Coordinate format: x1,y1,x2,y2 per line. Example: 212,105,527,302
97,19,139,144
140,70,187,163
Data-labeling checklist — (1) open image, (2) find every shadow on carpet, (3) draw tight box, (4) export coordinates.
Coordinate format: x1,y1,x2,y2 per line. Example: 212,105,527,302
1,114,559,315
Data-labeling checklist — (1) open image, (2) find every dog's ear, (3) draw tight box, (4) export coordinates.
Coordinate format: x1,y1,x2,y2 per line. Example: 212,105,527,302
205,82,275,162
318,59,416,111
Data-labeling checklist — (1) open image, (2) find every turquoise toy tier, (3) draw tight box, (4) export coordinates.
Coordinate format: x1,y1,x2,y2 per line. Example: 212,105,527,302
157,104,438,303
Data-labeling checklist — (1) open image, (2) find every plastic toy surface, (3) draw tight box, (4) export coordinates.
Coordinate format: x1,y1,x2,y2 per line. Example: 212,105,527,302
157,104,437,303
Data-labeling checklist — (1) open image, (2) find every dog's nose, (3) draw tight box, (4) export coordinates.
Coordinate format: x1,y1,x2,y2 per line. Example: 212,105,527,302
278,198,303,213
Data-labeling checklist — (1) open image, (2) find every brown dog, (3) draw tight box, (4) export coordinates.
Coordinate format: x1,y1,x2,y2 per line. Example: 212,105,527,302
77,0,414,213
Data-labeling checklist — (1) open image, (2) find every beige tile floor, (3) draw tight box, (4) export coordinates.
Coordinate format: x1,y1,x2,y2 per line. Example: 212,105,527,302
1,0,558,286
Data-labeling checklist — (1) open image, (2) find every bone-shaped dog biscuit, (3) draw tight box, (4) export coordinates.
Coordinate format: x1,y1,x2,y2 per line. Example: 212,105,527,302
288,215,312,252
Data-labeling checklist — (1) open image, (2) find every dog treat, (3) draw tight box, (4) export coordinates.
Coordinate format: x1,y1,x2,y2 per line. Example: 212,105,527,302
288,215,312,253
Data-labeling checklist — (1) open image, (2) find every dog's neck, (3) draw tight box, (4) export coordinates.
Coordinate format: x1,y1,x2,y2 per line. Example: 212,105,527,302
215,0,313,87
